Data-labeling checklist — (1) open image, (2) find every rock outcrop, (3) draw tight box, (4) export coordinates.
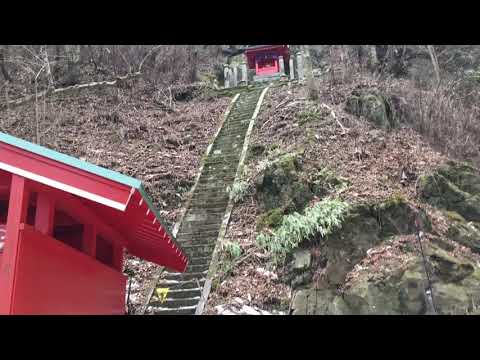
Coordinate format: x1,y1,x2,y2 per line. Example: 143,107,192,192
345,90,396,129
291,240,480,315
291,161,480,315
419,161,480,222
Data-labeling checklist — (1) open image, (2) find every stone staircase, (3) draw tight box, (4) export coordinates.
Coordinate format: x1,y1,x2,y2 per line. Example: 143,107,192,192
145,87,266,315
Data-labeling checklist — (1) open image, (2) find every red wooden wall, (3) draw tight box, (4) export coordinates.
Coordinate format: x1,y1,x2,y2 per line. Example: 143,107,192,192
11,224,126,315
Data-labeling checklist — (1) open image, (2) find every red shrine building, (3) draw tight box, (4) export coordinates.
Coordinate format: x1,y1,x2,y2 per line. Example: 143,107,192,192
244,45,290,81
0,132,187,315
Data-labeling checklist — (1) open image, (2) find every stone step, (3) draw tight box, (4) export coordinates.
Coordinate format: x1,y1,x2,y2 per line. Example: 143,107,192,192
183,247,216,257
162,271,208,281
156,278,205,290
188,191,230,201
177,240,217,250
151,305,197,315
217,122,249,129
205,155,241,163
179,238,217,248
188,256,213,266
181,242,217,251
165,287,203,298
200,169,238,178
193,185,230,194
150,296,201,308
181,215,226,226
181,211,226,221
187,201,228,211
180,222,223,234
197,177,236,186
176,231,219,241
176,229,220,237
215,130,249,138
186,263,210,272
180,221,223,233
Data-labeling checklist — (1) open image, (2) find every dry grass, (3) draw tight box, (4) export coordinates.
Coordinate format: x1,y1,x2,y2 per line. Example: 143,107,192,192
391,80,480,166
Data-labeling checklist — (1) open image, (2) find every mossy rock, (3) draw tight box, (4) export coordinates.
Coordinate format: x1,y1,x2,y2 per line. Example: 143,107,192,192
444,210,467,223
255,152,314,213
310,167,350,197
291,288,351,315
345,92,396,129
256,208,284,232
447,221,480,254
295,241,480,314
419,161,480,222
437,161,480,195
375,194,424,237
321,197,421,287
429,249,475,283
247,143,266,160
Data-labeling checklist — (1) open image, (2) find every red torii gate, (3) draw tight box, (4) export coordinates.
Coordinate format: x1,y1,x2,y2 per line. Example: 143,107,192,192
0,132,187,315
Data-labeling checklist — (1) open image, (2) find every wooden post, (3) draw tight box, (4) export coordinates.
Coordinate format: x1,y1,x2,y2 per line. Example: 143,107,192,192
0,175,30,314
289,57,295,80
35,192,55,236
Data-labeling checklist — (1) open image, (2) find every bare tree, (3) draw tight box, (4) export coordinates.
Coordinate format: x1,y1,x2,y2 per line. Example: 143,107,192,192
0,46,12,82
427,45,441,86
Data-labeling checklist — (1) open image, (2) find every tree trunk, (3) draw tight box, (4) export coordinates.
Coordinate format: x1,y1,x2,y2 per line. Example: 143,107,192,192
188,45,198,83
303,45,318,100
0,46,12,82
427,45,441,86
41,46,54,89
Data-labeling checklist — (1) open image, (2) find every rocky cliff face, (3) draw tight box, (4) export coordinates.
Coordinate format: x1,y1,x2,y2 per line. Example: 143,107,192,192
290,161,480,315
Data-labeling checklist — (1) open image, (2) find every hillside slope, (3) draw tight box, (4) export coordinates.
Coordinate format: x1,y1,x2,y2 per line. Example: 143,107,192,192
205,78,480,315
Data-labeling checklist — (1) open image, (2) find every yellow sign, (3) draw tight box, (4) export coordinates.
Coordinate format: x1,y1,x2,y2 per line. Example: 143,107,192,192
155,288,169,303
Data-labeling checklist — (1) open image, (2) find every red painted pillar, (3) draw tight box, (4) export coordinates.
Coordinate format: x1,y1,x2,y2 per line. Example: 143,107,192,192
35,192,55,236
255,57,259,75
0,175,30,314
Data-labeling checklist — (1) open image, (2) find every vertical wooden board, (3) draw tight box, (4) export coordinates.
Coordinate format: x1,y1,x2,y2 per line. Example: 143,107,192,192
35,192,55,235
0,175,29,314
12,226,126,315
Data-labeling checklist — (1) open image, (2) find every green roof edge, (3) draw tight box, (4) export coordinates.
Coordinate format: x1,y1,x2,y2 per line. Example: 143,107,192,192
0,132,182,253
0,132,142,189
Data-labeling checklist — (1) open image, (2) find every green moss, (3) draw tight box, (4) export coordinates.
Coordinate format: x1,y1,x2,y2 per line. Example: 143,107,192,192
345,92,396,129
311,167,350,196
257,208,284,232
247,143,265,161
445,210,467,223
447,221,480,254
277,153,300,173
373,195,430,237
297,108,322,125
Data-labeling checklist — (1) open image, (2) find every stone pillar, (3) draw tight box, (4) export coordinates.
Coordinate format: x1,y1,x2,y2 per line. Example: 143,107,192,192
278,56,285,75
240,62,248,86
289,57,295,80
232,65,238,87
296,52,305,81
224,65,230,88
